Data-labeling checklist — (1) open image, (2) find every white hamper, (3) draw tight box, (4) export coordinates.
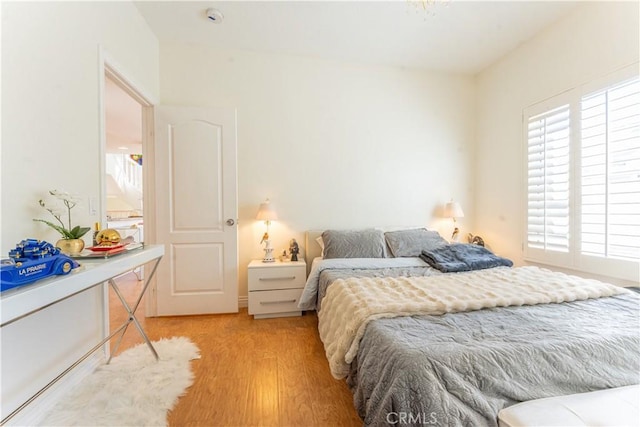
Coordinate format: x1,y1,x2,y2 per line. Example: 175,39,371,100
498,384,640,427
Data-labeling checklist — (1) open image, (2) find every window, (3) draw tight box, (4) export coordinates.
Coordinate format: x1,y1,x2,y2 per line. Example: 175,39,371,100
580,78,640,261
527,105,571,253
524,67,640,281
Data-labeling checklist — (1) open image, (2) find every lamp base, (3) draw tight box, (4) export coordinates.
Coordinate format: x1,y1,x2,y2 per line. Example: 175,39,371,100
263,246,275,263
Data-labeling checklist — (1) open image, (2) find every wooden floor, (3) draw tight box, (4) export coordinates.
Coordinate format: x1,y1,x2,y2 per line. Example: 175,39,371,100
108,274,362,427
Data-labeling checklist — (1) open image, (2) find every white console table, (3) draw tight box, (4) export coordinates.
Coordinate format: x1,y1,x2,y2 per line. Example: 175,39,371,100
0,244,164,425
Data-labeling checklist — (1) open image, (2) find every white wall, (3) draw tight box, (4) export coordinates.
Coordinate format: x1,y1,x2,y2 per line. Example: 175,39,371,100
475,2,639,278
160,44,476,298
2,2,158,247
1,1,159,420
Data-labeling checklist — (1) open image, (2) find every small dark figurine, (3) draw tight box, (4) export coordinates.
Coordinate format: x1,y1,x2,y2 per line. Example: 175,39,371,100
472,235,485,247
467,233,485,247
289,238,299,262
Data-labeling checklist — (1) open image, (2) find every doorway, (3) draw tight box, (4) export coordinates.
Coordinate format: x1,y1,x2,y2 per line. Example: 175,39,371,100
100,58,157,317
104,76,144,243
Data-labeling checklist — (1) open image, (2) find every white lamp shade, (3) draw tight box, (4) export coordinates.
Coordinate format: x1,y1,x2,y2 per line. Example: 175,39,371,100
444,201,464,219
256,200,278,221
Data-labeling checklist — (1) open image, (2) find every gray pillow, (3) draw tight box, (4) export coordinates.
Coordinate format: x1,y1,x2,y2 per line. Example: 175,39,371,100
384,228,447,257
322,229,387,259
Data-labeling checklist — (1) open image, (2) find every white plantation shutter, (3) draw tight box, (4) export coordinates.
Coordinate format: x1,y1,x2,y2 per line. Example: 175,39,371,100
524,67,640,282
527,105,571,253
580,77,640,261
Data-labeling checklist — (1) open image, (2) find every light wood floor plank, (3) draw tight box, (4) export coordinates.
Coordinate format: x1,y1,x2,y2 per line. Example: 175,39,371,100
277,335,317,426
244,356,280,426
109,274,361,427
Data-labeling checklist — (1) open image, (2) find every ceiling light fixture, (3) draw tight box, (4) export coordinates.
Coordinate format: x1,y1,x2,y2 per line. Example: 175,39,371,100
206,8,224,23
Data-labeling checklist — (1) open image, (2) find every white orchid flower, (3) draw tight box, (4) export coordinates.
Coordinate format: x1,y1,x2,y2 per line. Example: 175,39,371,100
50,190,70,199
34,190,90,240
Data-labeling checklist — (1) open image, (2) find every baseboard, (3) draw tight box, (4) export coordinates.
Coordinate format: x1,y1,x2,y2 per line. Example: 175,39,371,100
6,352,104,426
238,295,248,308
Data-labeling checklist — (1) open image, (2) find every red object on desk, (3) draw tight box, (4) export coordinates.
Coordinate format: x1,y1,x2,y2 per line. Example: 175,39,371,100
88,244,125,253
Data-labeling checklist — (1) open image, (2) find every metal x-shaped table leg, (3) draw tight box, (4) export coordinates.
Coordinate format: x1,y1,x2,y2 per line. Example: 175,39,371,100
106,257,161,364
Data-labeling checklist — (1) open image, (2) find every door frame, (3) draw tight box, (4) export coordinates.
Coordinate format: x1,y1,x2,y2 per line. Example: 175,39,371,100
98,46,159,317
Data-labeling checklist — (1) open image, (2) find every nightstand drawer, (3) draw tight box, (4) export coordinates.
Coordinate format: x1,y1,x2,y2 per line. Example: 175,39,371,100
248,264,306,291
248,288,302,316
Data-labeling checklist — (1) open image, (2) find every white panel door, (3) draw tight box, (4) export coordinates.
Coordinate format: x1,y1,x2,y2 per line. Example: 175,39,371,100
154,105,238,315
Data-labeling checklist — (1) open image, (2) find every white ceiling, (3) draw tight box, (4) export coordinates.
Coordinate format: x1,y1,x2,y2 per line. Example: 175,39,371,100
134,0,580,74
109,1,580,151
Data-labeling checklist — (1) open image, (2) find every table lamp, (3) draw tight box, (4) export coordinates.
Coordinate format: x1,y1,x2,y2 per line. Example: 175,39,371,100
256,199,278,262
444,200,464,242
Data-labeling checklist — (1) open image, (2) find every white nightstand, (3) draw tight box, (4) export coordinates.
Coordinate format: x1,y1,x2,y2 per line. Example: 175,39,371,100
248,259,306,319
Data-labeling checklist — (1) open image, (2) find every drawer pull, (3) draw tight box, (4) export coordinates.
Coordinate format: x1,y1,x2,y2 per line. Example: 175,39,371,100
260,299,297,305
259,276,296,281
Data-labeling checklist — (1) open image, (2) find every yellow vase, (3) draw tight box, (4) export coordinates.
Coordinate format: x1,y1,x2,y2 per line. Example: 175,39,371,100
56,238,85,255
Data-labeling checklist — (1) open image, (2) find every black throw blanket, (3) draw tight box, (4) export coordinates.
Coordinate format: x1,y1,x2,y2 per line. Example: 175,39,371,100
420,243,513,273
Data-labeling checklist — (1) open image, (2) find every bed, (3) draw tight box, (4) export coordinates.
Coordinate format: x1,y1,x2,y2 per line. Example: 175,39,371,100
299,229,640,427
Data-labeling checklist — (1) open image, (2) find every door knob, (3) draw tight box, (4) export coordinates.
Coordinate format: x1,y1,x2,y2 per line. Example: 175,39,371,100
226,219,235,226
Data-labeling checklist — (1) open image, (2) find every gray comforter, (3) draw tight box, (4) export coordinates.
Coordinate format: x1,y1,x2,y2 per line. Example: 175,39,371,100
347,292,640,427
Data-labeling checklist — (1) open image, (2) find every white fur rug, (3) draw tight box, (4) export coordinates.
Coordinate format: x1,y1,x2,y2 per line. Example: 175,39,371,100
40,336,200,426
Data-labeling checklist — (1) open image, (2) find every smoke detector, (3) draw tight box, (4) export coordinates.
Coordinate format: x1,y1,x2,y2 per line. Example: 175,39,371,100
206,8,224,23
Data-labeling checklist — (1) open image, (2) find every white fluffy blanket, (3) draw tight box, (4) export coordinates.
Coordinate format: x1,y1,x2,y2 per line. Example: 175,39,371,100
318,266,627,379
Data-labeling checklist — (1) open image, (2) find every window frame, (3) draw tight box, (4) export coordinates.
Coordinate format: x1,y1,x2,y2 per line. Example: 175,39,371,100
522,64,640,282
